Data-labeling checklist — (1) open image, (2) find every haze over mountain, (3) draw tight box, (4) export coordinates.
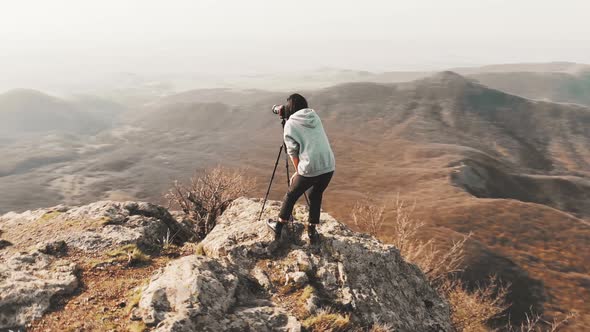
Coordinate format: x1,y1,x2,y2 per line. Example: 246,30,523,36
0,89,118,139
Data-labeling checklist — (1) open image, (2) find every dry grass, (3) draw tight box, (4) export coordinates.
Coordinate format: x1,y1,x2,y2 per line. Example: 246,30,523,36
106,244,151,265
127,321,148,332
30,253,171,332
366,323,394,332
353,193,469,282
505,311,577,332
351,194,580,331
302,308,351,332
165,166,255,240
438,277,509,332
351,195,385,236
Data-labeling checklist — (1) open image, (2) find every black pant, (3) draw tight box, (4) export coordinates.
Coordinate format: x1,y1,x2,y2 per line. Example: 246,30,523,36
279,171,334,224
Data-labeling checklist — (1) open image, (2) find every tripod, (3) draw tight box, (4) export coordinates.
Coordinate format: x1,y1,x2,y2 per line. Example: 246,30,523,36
258,118,309,222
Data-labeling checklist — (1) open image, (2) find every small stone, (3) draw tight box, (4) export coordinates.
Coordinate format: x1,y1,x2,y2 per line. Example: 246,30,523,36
0,239,12,250
37,240,68,256
285,271,308,286
305,294,320,314
252,267,272,290
129,308,142,321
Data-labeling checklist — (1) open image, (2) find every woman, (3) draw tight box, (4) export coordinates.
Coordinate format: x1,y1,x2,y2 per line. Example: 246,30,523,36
267,93,335,244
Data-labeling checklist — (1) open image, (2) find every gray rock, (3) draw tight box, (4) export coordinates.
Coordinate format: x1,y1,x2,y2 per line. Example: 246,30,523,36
0,197,452,331
36,240,68,256
0,252,78,330
0,201,198,330
252,266,273,290
0,239,12,250
208,198,452,331
0,200,195,253
139,197,452,332
136,255,300,332
285,271,308,286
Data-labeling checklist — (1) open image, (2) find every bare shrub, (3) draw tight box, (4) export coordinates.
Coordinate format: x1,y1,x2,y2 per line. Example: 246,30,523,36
353,193,469,282
165,166,255,240
504,311,576,332
351,195,385,236
438,277,509,332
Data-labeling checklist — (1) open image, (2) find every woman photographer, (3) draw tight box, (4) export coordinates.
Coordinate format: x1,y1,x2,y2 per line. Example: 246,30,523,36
267,93,335,244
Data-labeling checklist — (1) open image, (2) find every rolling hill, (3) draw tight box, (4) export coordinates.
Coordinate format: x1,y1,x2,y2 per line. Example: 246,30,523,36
0,89,124,138
0,71,589,329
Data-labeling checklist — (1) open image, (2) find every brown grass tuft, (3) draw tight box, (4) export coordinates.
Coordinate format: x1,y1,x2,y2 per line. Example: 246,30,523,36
302,308,351,332
106,244,151,265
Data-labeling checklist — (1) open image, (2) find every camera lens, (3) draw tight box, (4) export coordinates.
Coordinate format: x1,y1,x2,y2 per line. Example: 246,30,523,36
272,104,282,114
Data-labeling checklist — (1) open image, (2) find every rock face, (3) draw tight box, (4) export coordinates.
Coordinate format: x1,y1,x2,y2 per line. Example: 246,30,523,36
136,198,453,332
0,252,78,330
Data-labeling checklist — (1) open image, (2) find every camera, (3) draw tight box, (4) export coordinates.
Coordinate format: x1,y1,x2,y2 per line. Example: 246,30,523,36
272,104,291,119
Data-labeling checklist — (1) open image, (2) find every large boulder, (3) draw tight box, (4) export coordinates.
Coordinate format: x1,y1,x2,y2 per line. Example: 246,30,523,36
137,255,300,332
0,252,78,330
136,198,453,332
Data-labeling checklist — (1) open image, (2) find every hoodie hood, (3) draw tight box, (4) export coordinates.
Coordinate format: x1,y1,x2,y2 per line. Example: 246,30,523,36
288,108,319,129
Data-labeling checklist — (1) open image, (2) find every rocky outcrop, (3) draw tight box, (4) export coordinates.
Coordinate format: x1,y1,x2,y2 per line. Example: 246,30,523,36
0,201,193,255
0,200,194,330
0,252,78,330
0,198,453,331
137,255,300,332
135,198,453,332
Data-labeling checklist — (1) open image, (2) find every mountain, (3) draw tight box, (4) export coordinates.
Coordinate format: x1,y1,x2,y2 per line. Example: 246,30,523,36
467,71,590,107
0,72,588,329
137,72,590,328
452,62,590,75
0,89,123,139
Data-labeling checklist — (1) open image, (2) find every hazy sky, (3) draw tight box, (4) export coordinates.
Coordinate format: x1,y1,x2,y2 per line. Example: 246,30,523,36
1,0,589,91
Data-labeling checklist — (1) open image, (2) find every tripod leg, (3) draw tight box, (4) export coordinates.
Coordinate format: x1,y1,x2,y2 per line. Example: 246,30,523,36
258,145,284,221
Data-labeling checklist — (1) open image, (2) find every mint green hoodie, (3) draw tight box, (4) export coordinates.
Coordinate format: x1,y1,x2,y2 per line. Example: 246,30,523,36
283,108,335,177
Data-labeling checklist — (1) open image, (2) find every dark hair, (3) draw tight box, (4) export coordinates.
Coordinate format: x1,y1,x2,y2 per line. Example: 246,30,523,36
287,93,308,112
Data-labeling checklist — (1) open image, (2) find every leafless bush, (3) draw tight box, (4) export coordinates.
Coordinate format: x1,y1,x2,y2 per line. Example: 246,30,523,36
353,194,469,282
351,195,385,236
438,277,509,332
504,311,576,332
165,166,255,240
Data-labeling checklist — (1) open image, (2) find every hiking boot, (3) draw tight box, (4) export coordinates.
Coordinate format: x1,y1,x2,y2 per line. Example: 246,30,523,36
266,219,284,240
307,224,320,245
